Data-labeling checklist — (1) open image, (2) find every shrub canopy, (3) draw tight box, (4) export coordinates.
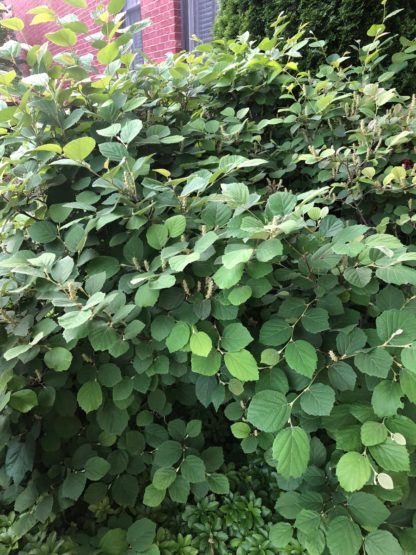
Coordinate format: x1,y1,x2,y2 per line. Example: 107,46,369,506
0,2,416,554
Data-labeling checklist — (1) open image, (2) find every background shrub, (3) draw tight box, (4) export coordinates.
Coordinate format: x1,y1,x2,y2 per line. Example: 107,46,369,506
0,3,416,554
214,0,416,93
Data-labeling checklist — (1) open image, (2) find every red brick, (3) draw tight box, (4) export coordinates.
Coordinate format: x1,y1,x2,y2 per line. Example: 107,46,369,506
11,0,184,65
141,0,182,62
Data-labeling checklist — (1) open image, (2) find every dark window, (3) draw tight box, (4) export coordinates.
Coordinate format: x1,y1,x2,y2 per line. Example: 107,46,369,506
125,0,143,63
183,0,217,51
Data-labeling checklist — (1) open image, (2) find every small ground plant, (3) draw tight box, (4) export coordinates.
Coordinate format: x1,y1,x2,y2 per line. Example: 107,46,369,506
0,1,416,553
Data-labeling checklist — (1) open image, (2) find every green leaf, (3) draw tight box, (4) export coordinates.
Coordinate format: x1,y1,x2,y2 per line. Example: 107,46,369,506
266,192,297,216
4,344,32,361
367,23,386,37
228,285,252,306
221,323,253,351
260,348,280,366
9,390,38,413
401,343,416,370
64,223,85,252
62,472,86,501
97,123,121,137
364,530,403,555
328,362,357,391
134,283,159,307
256,239,283,262
400,368,416,403
150,315,174,342
166,322,190,352
224,350,259,381
376,309,416,346
168,475,189,504
300,383,335,416
206,473,230,494
112,475,138,507
354,349,392,378
360,421,388,447
0,17,24,31
99,142,128,161
272,426,310,478
269,522,293,549
97,42,119,65
161,135,184,144
85,457,111,481
124,320,145,340
121,119,143,144
336,452,371,492
169,253,200,272
376,265,416,286
347,492,390,530
28,221,57,244
369,439,410,472
259,318,292,347
295,509,320,535
386,415,416,446
213,263,244,289
100,529,128,555
335,426,362,452
191,350,221,376
223,243,253,269
143,484,166,507
126,518,156,552
344,267,372,288
147,224,168,250
46,29,77,47
51,256,74,282
301,308,329,333
77,381,103,413
186,420,202,438
327,516,362,555
190,331,212,357
154,441,182,467
247,390,290,432
44,347,72,372
337,328,367,356
285,340,317,378
89,322,118,352
152,467,176,491
64,0,87,7
181,455,206,483
108,0,125,14
231,422,251,438
371,380,403,417
63,137,95,161
165,215,186,238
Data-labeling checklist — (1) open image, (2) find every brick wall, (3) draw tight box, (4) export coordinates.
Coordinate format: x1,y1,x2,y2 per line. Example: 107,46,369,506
141,0,183,62
11,0,102,59
10,0,184,63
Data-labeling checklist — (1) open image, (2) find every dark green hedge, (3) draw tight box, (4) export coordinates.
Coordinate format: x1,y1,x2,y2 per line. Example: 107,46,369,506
214,0,416,92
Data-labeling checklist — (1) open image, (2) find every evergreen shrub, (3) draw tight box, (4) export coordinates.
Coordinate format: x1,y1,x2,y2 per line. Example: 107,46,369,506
214,0,416,94
0,1,416,553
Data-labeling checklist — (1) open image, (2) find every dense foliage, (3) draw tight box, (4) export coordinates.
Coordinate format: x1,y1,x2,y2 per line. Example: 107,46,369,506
0,0,416,553
214,0,416,93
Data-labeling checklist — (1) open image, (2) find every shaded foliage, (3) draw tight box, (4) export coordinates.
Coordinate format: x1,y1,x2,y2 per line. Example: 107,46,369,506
0,2,416,554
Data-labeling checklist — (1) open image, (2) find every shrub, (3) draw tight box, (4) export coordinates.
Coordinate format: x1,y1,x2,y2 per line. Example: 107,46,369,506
0,2,416,554
214,0,416,93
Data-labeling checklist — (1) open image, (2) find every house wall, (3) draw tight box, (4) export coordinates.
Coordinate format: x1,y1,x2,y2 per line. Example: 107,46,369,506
11,0,184,63
141,0,183,62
